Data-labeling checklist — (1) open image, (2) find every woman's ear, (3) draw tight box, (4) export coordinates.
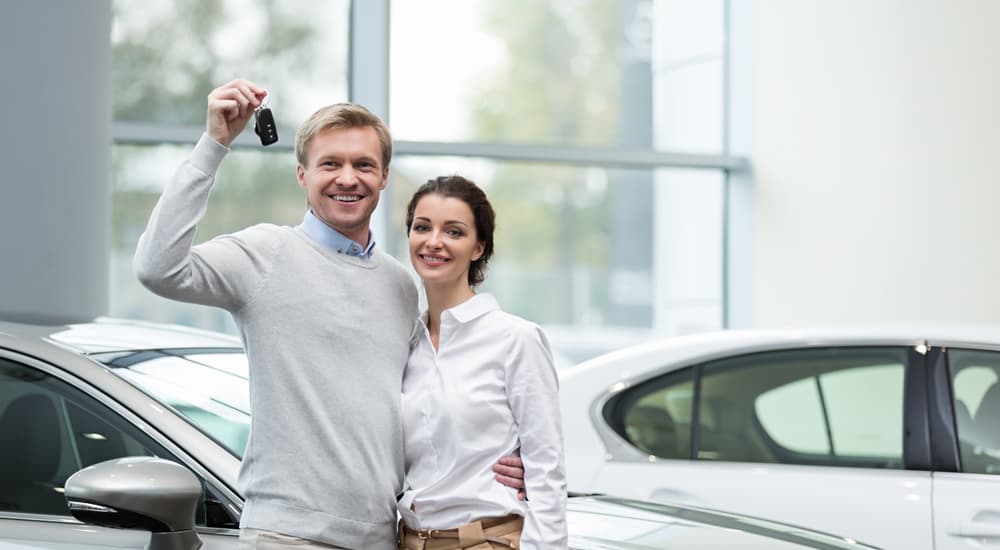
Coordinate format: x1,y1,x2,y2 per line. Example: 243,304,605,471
472,241,485,261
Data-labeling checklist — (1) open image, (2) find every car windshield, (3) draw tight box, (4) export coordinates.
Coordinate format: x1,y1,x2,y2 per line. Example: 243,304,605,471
93,349,250,458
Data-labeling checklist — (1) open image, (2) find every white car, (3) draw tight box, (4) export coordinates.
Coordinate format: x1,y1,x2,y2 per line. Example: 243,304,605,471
0,317,877,550
559,327,1000,550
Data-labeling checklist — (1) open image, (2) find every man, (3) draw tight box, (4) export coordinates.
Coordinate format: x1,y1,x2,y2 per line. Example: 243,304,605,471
135,79,523,550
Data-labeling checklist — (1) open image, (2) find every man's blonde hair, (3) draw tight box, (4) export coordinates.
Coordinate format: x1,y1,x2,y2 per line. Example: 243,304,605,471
294,103,392,170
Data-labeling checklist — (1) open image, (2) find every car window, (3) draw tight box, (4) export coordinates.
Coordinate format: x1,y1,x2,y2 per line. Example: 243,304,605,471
93,349,250,458
0,357,237,527
606,347,908,468
607,368,695,459
947,349,1000,475
700,348,906,468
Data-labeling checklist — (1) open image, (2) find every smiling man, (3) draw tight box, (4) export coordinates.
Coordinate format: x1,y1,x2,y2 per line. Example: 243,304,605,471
134,79,522,550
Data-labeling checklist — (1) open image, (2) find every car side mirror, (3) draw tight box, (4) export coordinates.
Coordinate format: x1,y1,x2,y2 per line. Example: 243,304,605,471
64,456,204,550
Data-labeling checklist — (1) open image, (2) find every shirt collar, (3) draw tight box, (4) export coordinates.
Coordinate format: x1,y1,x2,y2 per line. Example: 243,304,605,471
441,293,500,324
298,210,375,258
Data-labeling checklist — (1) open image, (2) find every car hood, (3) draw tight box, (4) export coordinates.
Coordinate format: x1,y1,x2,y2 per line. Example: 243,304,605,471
0,317,242,355
567,496,877,550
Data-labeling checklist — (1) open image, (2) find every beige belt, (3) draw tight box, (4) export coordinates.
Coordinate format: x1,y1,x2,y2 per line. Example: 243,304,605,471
399,514,523,550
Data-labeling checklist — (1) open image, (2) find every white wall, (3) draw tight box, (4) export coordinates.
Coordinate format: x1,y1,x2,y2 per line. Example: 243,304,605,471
754,0,1000,326
652,1,727,335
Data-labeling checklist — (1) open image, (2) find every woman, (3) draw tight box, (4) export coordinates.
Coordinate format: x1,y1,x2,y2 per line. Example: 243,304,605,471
397,176,567,549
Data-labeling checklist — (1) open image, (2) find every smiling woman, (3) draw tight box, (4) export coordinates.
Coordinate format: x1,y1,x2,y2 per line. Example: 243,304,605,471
407,189,490,291
399,175,568,550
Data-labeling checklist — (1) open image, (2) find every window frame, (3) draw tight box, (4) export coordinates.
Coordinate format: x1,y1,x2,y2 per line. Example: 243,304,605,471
604,345,936,471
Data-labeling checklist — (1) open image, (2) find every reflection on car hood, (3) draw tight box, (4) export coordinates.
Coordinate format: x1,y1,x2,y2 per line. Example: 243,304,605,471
0,316,242,354
567,495,878,550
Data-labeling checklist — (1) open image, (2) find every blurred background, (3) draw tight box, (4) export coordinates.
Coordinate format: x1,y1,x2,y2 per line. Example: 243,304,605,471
3,0,999,364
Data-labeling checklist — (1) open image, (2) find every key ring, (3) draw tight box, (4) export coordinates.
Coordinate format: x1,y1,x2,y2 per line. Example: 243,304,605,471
256,93,270,112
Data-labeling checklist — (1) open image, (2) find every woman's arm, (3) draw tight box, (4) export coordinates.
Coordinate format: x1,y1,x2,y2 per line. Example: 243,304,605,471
505,321,568,549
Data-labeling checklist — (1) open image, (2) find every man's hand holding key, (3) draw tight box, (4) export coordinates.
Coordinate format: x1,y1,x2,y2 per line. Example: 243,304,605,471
206,78,268,147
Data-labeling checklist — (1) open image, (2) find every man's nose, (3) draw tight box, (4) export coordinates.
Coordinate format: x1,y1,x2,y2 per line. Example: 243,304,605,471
335,164,358,184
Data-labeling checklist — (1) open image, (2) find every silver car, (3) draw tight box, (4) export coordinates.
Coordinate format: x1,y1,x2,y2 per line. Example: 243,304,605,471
0,318,876,550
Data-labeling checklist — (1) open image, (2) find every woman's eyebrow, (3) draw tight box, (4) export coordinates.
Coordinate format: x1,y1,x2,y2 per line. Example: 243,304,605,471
415,216,470,227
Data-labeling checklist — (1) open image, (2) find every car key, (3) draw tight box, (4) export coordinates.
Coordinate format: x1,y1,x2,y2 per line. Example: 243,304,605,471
254,96,278,146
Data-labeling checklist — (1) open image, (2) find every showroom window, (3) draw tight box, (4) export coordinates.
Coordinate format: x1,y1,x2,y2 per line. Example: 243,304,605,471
110,0,349,334
111,0,745,362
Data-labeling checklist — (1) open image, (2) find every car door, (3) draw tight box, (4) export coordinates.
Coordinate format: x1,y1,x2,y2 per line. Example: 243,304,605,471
593,345,933,550
933,347,1000,550
0,352,240,549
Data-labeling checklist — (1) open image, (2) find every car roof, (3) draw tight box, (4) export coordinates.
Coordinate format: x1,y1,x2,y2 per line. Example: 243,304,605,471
559,325,1000,392
573,325,1000,369
0,316,243,355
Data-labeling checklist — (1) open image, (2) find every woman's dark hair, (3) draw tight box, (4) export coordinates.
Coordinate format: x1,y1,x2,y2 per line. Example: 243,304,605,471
405,175,495,287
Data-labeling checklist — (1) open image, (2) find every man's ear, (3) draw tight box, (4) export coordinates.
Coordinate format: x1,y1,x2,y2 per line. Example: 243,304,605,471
296,164,307,189
380,167,390,190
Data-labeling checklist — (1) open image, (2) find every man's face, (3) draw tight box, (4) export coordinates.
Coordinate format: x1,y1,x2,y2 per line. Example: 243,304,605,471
296,126,388,245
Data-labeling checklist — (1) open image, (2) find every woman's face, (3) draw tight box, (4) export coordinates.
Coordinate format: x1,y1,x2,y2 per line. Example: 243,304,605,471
408,194,485,289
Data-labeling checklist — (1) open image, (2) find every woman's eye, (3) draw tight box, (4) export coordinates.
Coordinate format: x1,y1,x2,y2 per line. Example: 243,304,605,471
447,229,464,237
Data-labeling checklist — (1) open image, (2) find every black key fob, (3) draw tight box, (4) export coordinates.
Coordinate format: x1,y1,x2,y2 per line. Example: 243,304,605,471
254,107,278,146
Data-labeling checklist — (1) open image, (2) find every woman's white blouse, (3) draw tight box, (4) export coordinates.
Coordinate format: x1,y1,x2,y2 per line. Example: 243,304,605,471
397,293,567,549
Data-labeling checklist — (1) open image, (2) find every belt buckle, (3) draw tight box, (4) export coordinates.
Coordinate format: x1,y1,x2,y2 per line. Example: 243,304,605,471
417,529,433,540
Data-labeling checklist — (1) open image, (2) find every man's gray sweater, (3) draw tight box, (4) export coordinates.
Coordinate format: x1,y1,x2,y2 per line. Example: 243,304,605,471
134,135,418,549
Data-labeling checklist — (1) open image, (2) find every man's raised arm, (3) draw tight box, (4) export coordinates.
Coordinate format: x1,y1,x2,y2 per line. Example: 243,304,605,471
133,79,272,310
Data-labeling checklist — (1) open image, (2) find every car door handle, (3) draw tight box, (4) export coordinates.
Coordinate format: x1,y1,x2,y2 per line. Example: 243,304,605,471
949,522,1000,538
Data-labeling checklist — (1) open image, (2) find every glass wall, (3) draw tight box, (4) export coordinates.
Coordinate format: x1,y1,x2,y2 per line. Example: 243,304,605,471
385,157,722,363
111,144,304,333
110,0,733,363
112,0,349,127
109,0,350,333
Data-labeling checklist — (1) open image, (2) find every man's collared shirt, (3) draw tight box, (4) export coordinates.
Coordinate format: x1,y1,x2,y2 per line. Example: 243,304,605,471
298,210,375,258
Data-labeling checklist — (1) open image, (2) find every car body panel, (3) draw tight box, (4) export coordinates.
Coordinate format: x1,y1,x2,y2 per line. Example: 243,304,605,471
0,516,239,549
932,471,1000,548
592,460,932,550
567,496,876,550
0,497,874,550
